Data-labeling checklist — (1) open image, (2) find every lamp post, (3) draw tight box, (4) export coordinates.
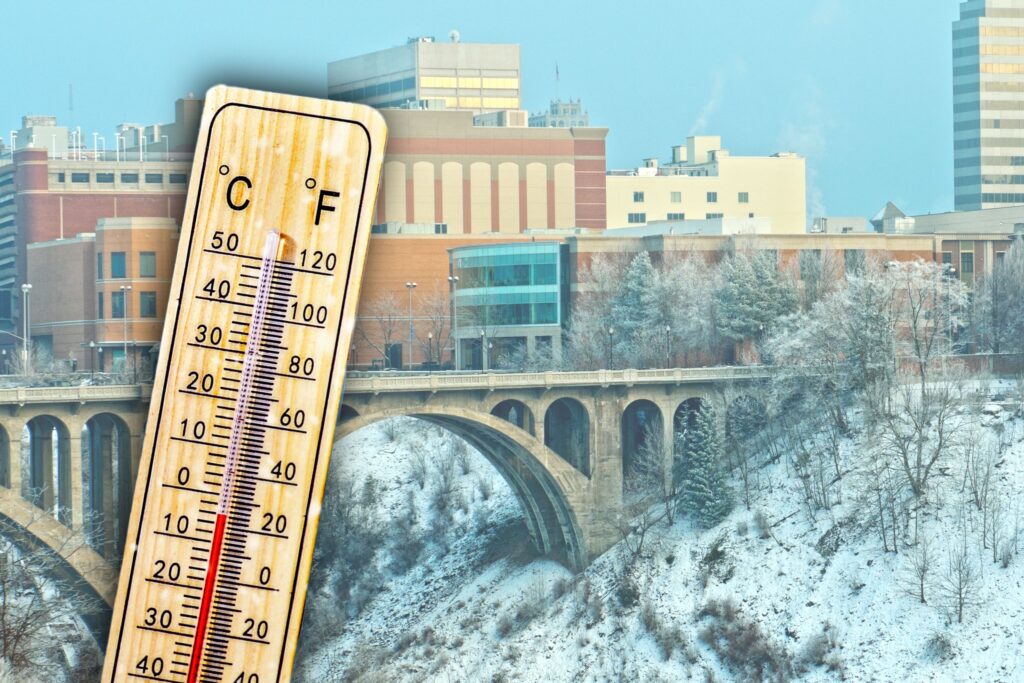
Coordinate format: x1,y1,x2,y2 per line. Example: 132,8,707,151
665,324,672,368
20,283,31,373
405,281,417,370
427,332,433,367
1,349,7,374
88,341,96,380
120,284,132,379
447,275,460,369
480,329,488,372
607,326,615,370
97,347,103,374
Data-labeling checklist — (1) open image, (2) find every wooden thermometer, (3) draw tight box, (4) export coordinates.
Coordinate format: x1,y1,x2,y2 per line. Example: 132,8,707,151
102,86,385,682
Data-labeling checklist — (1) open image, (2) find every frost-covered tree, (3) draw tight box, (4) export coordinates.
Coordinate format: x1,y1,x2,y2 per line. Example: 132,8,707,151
679,402,732,528
714,250,798,346
972,241,1024,354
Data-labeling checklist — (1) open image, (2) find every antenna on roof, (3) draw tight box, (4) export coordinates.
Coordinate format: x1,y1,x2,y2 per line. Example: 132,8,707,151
449,29,460,43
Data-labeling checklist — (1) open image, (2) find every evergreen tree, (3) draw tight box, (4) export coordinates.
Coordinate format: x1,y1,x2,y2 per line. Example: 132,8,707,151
679,402,732,528
714,251,798,343
610,251,657,367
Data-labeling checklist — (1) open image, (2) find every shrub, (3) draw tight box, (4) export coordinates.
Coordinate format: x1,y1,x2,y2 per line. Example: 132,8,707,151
697,598,791,682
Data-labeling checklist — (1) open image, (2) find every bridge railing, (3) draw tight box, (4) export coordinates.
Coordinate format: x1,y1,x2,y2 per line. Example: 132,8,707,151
342,365,772,394
0,384,151,404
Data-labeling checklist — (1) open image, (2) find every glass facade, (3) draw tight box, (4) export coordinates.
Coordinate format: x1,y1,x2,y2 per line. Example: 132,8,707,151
451,242,563,328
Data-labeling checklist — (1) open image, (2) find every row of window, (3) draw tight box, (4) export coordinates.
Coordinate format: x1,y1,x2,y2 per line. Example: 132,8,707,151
954,81,1024,96
331,76,417,102
954,155,1024,168
55,171,187,185
631,190,749,204
97,251,157,279
626,211,742,224
97,290,158,319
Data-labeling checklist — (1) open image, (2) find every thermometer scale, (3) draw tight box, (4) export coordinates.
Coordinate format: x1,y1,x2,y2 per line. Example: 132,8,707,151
102,86,385,682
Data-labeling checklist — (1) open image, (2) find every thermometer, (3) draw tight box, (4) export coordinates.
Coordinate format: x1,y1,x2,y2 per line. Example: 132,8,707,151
102,85,386,682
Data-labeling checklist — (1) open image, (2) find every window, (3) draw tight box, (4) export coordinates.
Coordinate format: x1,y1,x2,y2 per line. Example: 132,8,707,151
667,213,685,220
738,191,749,203
111,291,125,319
96,252,103,279
97,292,104,319
111,252,127,278
140,252,156,278
670,191,682,203
633,191,645,203
941,252,953,266
960,252,974,277
169,173,188,184
144,173,163,184
627,212,646,224
96,172,114,183
996,250,1007,264
706,212,724,219
0,291,11,320
120,173,139,183
140,291,157,318
707,191,718,203
71,172,89,183
56,172,65,182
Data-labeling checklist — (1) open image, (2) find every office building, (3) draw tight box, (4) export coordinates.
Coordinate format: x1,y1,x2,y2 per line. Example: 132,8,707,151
953,0,1024,210
328,37,521,114
26,217,179,373
449,241,566,369
606,136,806,233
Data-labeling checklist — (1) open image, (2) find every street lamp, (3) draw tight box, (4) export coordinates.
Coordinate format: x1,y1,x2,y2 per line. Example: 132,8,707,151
405,281,417,370
448,275,460,369
665,324,672,368
20,283,31,373
97,346,103,374
607,326,615,370
120,284,132,380
480,329,487,372
427,332,433,366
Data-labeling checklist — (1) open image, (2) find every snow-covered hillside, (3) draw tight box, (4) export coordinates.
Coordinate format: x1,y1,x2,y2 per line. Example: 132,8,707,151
294,385,1024,682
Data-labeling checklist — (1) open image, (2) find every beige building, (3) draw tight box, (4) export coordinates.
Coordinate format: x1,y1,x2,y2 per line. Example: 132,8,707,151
606,135,806,233
374,108,608,233
328,37,520,114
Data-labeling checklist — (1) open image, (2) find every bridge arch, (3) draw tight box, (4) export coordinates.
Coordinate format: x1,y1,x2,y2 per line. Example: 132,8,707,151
339,403,360,423
543,397,591,477
84,413,134,558
336,406,590,570
24,415,73,525
490,399,536,436
621,399,663,496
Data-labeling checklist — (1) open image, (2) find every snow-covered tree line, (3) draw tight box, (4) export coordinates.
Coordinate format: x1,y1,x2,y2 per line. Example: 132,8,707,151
563,247,800,370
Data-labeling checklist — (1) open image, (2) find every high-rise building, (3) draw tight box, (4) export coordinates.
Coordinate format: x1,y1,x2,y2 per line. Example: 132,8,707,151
327,36,521,114
953,0,1024,210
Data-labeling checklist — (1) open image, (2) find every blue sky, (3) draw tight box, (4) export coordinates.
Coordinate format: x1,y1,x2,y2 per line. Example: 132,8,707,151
4,0,963,219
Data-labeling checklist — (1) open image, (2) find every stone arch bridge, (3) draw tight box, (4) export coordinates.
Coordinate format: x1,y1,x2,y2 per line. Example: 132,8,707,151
340,366,771,571
0,367,769,607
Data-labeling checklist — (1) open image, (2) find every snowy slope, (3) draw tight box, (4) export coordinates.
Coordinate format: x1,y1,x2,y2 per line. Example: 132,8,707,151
294,393,1024,683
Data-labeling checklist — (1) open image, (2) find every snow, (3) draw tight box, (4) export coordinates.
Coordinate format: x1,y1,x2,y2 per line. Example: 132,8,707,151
294,388,1024,682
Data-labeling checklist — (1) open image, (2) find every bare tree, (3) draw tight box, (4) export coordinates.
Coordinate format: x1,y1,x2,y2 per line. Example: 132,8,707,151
415,284,452,367
876,365,973,498
0,526,102,678
356,291,403,368
938,527,979,624
905,537,932,604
